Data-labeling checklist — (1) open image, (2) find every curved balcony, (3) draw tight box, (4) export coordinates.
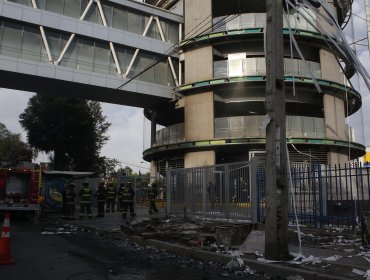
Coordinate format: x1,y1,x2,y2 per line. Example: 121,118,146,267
154,116,356,147
214,58,321,79
213,11,337,37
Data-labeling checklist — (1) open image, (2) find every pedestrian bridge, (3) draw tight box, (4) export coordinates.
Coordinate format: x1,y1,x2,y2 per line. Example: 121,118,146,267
0,0,182,108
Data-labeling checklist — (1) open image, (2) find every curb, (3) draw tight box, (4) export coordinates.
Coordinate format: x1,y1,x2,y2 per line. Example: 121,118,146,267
46,215,355,280
128,236,350,280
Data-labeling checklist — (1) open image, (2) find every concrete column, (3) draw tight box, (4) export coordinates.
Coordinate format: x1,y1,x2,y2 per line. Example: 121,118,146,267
320,49,348,165
150,161,157,181
184,0,212,39
183,0,215,168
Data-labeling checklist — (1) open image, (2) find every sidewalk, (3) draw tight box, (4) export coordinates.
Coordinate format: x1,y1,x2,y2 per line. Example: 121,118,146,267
47,206,370,280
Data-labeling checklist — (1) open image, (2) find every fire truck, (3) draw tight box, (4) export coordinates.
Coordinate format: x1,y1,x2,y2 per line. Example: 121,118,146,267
0,166,41,213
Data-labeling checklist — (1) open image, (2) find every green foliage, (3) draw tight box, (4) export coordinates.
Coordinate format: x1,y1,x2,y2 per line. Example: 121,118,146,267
19,93,111,172
0,123,33,165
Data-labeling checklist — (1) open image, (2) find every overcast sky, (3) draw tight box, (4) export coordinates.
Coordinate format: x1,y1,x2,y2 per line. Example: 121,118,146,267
0,0,370,173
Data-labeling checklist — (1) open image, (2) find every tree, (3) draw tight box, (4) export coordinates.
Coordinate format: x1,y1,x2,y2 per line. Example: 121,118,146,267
19,93,111,171
0,123,33,165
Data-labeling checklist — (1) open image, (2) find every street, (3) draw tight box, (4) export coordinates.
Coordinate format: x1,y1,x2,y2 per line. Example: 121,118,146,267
1,216,267,280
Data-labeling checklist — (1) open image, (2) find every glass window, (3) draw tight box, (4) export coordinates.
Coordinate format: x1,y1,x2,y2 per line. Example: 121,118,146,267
93,41,111,74
147,20,161,40
167,21,179,43
45,31,62,61
45,0,64,14
168,58,178,86
154,58,167,85
140,52,154,83
112,45,125,75
22,25,41,62
0,22,23,58
63,0,83,19
102,4,113,27
7,0,27,5
60,39,77,68
127,11,143,35
76,38,94,71
36,0,46,9
112,7,127,30
85,5,99,24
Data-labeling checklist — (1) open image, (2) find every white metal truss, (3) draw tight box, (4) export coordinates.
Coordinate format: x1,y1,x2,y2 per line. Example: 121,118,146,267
155,16,179,86
31,0,52,62
27,0,179,83
123,15,154,78
96,0,122,75
54,0,93,65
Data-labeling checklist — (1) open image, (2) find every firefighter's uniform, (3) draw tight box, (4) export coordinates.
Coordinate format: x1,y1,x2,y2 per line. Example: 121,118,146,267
122,182,136,219
79,181,92,219
106,182,117,212
95,181,106,217
117,182,125,212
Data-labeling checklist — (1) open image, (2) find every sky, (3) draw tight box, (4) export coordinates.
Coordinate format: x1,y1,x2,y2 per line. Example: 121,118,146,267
0,0,370,173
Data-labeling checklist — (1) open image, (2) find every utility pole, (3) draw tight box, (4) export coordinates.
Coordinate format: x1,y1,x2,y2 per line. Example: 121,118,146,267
264,0,289,260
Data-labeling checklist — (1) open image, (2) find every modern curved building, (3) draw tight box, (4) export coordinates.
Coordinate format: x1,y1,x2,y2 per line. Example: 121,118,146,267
143,0,365,176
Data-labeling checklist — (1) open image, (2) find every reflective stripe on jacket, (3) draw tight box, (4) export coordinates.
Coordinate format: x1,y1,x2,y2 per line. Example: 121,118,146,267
80,186,92,203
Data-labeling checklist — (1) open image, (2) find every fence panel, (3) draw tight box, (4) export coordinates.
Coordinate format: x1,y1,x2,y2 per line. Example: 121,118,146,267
167,162,252,222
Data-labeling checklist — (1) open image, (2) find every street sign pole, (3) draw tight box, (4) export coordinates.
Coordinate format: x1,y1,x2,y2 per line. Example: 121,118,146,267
264,0,289,260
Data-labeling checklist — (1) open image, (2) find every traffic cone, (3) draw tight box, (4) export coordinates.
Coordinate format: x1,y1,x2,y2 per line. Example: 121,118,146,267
0,212,14,265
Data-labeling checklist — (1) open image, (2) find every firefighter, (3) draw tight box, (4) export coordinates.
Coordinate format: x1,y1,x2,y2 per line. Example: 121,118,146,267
66,182,76,220
106,182,117,212
79,181,92,219
148,181,159,214
95,180,106,217
117,182,125,212
122,181,136,219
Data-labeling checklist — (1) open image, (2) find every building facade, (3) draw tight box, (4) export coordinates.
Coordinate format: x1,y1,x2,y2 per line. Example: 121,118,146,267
143,0,365,176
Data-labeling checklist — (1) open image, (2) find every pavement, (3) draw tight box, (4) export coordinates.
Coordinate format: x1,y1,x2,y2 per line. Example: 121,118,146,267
43,205,370,280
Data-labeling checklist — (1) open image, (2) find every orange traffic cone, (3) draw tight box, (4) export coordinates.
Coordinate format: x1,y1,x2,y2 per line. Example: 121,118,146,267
0,212,14,265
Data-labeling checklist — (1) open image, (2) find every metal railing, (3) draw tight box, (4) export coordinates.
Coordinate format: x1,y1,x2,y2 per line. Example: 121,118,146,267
167,160,370,228
167,162,253,223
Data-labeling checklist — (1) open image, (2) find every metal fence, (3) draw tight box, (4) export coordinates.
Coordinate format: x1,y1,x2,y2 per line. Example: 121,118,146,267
257,162,370,228
167,162,253,222
167,160,370,228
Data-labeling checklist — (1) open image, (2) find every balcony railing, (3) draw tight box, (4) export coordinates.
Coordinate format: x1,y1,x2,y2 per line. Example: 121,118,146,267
214,58,321,79
153,116,355,146
213,11,338,37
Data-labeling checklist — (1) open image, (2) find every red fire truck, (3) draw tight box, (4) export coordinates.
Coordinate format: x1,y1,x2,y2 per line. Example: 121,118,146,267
0,167,41,213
